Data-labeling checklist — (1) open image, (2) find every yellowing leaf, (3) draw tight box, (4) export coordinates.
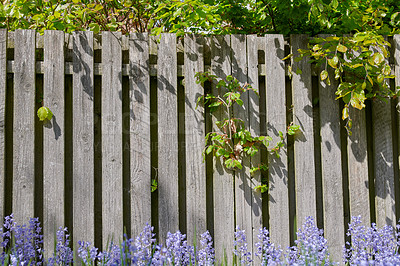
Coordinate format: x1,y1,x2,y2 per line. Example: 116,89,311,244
342,106,349,120
320,70,328,81
337,44,347,53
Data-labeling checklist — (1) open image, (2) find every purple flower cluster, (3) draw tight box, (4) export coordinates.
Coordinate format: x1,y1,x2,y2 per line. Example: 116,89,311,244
254,227,282,265
0,214,44,265
4,213,400,265
344,216,400,265
233,226,252,265
48,227,73,265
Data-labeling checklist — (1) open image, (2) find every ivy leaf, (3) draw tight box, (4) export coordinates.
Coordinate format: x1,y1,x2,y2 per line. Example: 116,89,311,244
37,106,53,121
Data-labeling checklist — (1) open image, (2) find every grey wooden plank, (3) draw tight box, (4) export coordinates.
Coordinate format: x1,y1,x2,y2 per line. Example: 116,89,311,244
158,33,179,242
129,32,152,237
265,34,290,249
291,34,317,227
72,31,95,245
348,107,370,224
101,31,123,248
184,34,206,245
0,29,6,229
13,29,36,224
318,43,344,261
211,35,235,265
372,39,396,228
373,97,395,228
43,30,65,257
231,34,253,260
247,34,262,264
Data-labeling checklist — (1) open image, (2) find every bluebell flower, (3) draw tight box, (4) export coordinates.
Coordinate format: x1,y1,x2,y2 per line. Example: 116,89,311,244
233,226,252,265
255,227,283,265
135,223,156,265
288,216,332,265
47,226,73,265
197,231,215,266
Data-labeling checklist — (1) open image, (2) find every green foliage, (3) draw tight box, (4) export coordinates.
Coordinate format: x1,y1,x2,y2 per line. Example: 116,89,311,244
0,0,159,34
293,31,399,133
37,106,53,121
196,72,299,193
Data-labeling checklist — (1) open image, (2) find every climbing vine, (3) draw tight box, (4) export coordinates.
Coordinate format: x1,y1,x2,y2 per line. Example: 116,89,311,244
195,72,299,193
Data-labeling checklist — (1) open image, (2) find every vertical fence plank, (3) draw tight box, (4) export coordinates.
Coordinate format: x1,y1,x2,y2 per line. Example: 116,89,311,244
43,30,65,256
247,34,262,263
211,35,234,264
129,32,151,237
291,34,317,227
13,29,36,224
158,33,179,242
265,34,290,248
348,107,370,223
0,29,5,227
184,34,206,245
73,31,94,245
102,31,123,247
232,34,253,259
373,99,395,227
318,59,344,262
372,100,396,225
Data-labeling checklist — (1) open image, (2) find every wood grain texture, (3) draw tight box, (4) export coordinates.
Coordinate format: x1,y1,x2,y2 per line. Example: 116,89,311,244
43,30,65,256
372,39,396,228
0,29,5,228
184,34,206,245
13,29,36,224
72,31,94,245
247,34,262,264
348,107,370,224
158,33,179,242
291,34,317,227
265,34,290,249
129,32,152,237
232,34,254,260
101,31,123,247
373,98,395,228
211,35,235,265
318,50,344,262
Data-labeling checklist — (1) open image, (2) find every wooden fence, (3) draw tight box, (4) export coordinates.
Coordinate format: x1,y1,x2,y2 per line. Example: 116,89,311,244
1,29,400,263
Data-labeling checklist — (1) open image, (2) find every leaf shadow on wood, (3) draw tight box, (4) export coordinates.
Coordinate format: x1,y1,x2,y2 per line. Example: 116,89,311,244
73,33,94,100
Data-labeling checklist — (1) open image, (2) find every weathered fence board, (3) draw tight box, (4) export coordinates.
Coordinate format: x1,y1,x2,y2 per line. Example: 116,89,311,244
129,32,152,237
247,34,262,264
101,31,123,247
291,34,317,227
0,29,5,231
373,98,396,227
184,34,206,245
348,107,370,224
318,60,344,262
211,35,235,265
158,33,179,242
13,29,36,224
72,31,95,245
232,34,254,260
43,30,65,256
265,34,290,249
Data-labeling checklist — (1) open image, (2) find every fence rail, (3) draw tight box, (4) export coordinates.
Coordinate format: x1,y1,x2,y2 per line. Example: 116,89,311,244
1,29,400,263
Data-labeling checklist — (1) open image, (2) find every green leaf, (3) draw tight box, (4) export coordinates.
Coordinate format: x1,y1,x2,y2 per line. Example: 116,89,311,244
320,70,328,81
337,44,347,53
37,106,53,121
